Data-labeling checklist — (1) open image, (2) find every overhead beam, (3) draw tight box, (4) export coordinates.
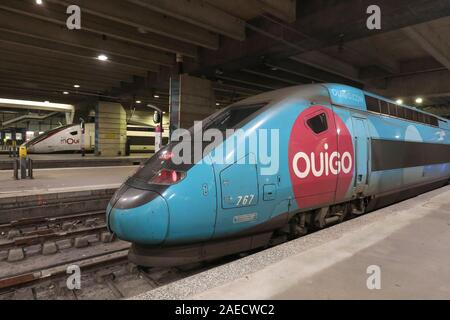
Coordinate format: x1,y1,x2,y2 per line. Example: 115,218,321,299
369,69,450,99
346,38,400,74
188,0,450,78
127,0,246,40
0,50,148,80
213,83,263,96
0,9,174,66
0,60,131,85
0,69,120,88
0,35,159,73
403,18,450,71
241,68,310,85
0,72,112,92
216,72,286,91
259,0,297,23
264,59,363,88
291,51,361,82
0,61,127,87
0,77,109,93
0,87,89,104
47,0,219,49
0,0,198,59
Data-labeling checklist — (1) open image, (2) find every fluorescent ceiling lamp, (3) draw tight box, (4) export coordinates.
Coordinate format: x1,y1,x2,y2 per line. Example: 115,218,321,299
0,98,74,111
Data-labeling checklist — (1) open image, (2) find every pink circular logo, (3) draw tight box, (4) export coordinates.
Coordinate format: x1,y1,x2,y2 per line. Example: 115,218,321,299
288,106,354,209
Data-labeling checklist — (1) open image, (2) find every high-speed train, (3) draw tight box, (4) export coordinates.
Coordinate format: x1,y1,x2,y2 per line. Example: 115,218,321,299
23,123,169,154
23,123,95,153
106,84,450,267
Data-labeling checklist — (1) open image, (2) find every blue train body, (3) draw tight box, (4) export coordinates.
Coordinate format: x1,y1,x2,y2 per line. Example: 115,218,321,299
107,84,450,266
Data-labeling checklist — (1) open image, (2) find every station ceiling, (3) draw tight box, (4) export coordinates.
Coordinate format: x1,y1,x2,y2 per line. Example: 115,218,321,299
0,0,449,117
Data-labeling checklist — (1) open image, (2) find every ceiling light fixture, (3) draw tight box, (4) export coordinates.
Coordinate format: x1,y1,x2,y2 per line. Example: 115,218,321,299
35,0,43,5
0,98,73,111
74,84,80,88
63,91,69,95
396,99,403,105
97,54,108,61
136,100,142,104
153,94,160,99
415,97,423,104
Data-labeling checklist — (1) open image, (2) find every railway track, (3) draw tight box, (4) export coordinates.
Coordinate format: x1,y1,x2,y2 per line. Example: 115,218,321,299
0,205,370,300
0,209,112,264
0,244,230,300
0,210,106,238
0,208,227,299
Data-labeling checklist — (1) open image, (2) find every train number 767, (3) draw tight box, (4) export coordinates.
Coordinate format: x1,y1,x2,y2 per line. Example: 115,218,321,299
236,194,255,206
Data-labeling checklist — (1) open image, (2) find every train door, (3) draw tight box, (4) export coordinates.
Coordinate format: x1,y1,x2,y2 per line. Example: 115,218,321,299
213,153,261,238
351,117,370,193
289,107,339,209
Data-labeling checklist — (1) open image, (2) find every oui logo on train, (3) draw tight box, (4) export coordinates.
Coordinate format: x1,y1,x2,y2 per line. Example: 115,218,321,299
60,137,80,145
288,106,355,204
292,143,353,179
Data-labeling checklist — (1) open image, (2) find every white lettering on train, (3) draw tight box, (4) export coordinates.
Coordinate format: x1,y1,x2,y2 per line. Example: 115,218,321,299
292,143,352,179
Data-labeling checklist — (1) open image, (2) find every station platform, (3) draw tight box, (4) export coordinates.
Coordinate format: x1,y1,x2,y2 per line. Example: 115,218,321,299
0,153,151,170
134,185,450,300
0,166,136,198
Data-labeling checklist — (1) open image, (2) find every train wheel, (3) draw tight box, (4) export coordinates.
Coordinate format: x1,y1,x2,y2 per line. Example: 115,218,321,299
289,214,308,239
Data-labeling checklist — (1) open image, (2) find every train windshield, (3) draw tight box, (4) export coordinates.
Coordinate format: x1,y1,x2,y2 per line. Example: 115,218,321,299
23,125,73,147
200,103,266,132
129,103,267,186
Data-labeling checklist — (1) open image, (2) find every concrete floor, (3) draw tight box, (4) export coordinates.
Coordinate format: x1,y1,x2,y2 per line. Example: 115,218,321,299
134,186,450,300
0,166,136,197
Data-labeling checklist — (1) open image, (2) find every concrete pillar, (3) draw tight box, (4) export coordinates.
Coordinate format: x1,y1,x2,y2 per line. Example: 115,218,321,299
95,101,127,157
170,75,217,133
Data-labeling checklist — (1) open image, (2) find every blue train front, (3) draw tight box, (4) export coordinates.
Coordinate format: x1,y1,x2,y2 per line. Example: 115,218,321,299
107,84,450,267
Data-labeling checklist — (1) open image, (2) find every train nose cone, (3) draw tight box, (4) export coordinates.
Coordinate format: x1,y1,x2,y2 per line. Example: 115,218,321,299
107,186,169,245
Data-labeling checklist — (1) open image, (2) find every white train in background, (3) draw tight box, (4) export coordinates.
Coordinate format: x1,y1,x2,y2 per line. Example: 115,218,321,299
23,123,169,154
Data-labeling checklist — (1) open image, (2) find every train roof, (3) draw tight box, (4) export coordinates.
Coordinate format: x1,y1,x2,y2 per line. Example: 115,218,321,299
232,83,448,129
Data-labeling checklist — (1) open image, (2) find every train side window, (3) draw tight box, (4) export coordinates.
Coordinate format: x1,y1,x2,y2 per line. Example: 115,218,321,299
404,108,413,121
379,101,389,115
417,113,424,124
307,113,328,134
397,106,405,119
412,111,418,122
431,117,439,126
365,95,380,113
388,103,397,117
70,131,78,136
